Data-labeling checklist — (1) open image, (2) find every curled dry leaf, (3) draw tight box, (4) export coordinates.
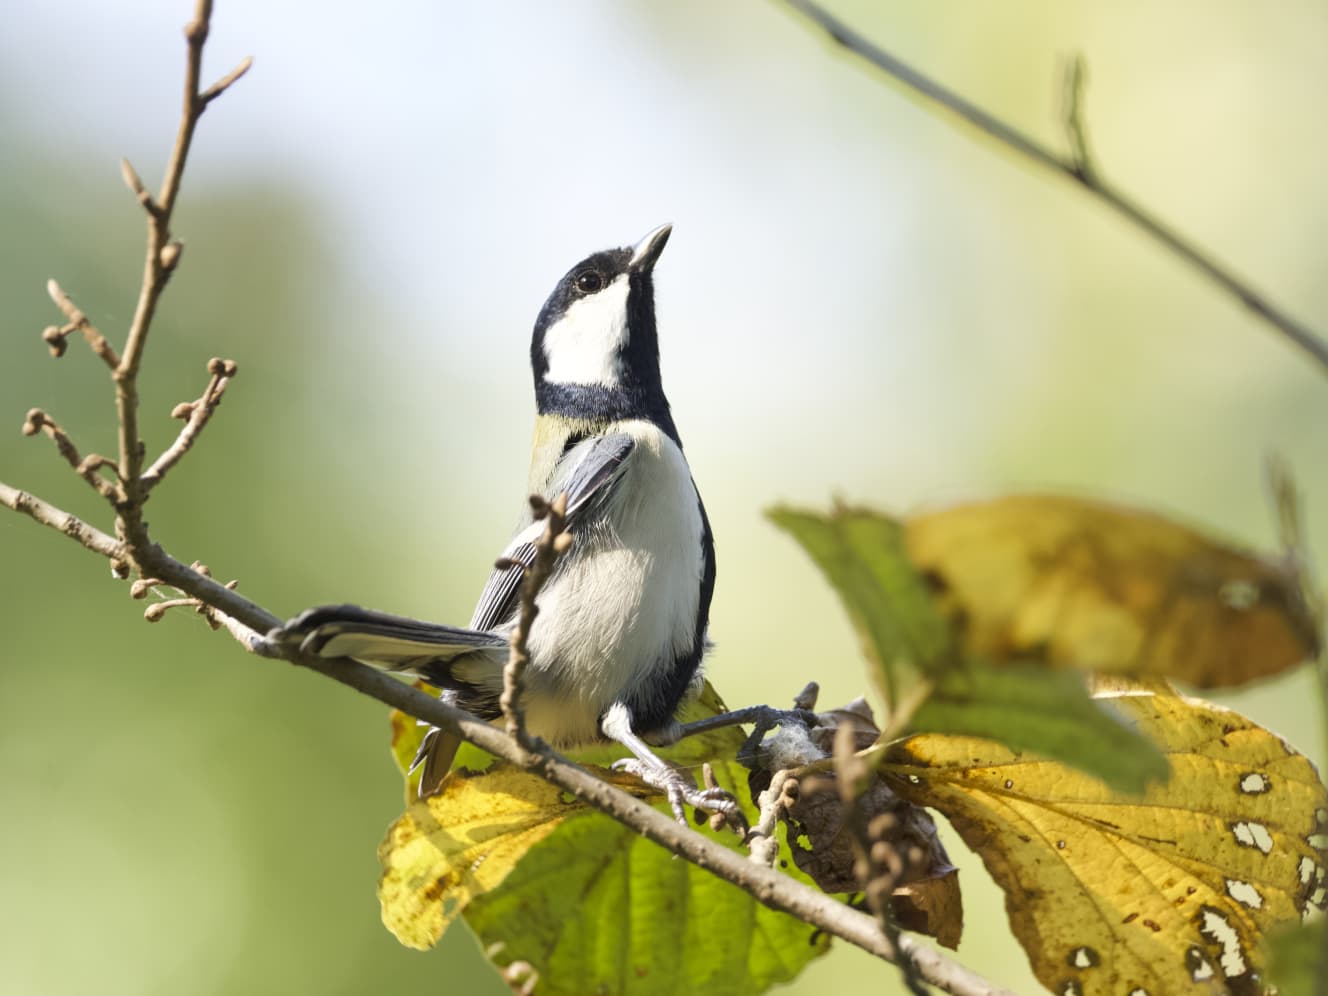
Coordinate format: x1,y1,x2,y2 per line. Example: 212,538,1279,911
904,495,1318,687
786,772,962,948
885,683,1328,995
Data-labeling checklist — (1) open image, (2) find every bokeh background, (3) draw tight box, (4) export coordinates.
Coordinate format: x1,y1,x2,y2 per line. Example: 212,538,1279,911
3,1,1326,993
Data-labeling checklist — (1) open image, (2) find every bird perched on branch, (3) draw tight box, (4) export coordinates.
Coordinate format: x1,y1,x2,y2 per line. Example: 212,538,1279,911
274,224,732,821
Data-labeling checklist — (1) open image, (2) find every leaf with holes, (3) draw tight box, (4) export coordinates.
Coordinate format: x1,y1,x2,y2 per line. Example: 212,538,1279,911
904,495,1318,687
378,684,831,994
885,683,1328,995
768,504,952,706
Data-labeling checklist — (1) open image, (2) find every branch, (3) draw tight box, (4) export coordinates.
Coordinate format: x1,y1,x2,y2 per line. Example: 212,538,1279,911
20,408,120,500
0,480,124,561
777,0,1328,376
0,474,1010,996
141,357,237,490
499,493,571,746
44,279,120,367
114,0,252,547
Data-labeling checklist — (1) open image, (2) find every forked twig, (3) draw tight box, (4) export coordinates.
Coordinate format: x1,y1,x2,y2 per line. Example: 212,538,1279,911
21,409,120,500
142,358,238,490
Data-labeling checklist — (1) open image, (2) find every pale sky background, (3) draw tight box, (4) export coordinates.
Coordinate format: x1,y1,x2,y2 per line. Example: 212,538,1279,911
3,2,1327,994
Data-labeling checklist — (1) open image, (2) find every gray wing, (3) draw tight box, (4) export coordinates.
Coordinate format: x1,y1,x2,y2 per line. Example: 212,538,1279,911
468,432,635,631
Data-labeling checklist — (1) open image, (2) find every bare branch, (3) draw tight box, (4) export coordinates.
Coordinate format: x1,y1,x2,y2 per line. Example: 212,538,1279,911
0,480,124,560
500,492,571,746
20,409,120,500
1265,456,1327,763
119,158,162,219
777,0,1328,376
201,56,253,104
115,0,252,550
45,279,120,367
142,357,237,490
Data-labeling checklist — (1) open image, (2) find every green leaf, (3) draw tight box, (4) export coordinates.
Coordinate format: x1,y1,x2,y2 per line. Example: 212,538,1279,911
380,685,832,994
462,788,828,996
768,504,951,705
909,664,1170,794
1268,919,1326,996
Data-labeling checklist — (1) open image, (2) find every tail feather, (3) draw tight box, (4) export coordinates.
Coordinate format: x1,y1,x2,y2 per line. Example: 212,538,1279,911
284,604,507,669
279,604,508,797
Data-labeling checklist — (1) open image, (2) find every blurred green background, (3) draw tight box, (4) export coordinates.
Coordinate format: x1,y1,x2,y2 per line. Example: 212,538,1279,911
3,1,1326,994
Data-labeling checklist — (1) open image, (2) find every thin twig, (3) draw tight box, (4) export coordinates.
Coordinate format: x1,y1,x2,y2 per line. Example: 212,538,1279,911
201,55,253,104
1265,456,1327,765
777,0,1328,375
499,493,571,745
45,279,120,367
115,0,251,552
1060,54,1096,182
20,409,121,500
142,358,237,490
835,725,929,996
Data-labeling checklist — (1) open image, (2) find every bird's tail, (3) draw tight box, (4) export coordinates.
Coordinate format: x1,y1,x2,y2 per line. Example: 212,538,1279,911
276,604,509,794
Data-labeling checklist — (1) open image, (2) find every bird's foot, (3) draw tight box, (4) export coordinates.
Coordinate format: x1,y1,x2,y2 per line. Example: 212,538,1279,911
612,758,746,832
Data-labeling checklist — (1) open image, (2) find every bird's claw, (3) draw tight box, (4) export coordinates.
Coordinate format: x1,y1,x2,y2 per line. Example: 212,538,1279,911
612,758,746,831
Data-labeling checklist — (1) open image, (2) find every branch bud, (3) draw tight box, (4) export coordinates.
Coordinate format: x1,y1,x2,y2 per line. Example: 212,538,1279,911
41,325,69,358
159,240,184,272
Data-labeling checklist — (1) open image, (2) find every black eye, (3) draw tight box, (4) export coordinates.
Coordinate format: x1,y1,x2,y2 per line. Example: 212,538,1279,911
575,270,603,294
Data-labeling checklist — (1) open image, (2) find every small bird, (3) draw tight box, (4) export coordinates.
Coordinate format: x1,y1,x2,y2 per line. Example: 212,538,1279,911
276,224,733,819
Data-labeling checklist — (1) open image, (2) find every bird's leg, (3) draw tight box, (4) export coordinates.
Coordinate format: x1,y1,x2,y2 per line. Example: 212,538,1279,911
601,703,744,830
669,704,820,742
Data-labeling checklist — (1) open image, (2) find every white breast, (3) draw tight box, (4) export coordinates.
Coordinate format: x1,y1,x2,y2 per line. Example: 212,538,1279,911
521,420,705,744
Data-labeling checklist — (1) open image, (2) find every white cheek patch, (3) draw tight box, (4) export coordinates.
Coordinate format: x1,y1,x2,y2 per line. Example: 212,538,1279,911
542,275,630,387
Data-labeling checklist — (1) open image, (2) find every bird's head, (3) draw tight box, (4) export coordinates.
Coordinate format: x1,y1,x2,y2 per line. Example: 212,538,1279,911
530,224,672,401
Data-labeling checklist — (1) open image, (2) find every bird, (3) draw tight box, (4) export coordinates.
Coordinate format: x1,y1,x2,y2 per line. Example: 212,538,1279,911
273,224,734,821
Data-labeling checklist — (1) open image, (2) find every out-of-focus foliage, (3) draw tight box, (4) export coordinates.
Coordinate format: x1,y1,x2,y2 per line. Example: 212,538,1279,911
906,495,1319,686
771,504,1171,791
1268,919,1326,996
767,505,952,701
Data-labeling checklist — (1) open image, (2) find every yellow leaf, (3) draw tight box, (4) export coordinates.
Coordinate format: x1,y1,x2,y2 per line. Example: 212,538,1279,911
886,685,1328,995
378,765,587,950
905,495,1318,687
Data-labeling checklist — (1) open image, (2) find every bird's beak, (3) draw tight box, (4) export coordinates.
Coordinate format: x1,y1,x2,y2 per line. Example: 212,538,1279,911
629,223,672,273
